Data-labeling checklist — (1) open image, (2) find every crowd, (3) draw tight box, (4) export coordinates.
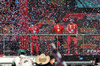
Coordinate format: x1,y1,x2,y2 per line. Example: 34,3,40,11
0,0,99,56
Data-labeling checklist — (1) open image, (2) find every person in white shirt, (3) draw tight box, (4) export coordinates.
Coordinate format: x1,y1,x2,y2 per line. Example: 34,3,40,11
12,49,33,66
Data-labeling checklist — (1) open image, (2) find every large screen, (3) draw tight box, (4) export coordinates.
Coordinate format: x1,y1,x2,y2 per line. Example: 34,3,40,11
75,0,100,8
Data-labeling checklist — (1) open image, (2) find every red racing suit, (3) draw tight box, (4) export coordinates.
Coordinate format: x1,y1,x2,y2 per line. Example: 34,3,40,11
53,24,64,48
66,23,78,54
29,24,41,55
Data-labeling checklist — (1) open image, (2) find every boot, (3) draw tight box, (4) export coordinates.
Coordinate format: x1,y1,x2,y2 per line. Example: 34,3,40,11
75,50,78,55
68,50,70,54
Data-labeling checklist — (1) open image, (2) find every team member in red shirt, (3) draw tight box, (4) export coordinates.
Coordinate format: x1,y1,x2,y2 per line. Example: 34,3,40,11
66,19,78,55
53,22,64,48
29,23,42,55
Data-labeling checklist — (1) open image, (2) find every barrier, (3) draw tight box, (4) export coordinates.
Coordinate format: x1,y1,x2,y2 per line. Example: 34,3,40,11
0,34,100,56
0,56,94,66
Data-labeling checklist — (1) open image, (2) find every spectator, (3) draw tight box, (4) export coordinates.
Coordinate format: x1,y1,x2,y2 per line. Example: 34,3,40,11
12,49,33,66
35,53,55,66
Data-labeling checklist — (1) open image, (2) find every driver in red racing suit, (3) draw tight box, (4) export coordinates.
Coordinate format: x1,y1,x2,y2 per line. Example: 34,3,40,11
66,19,78,55
29,23,42,55
53,22,64,48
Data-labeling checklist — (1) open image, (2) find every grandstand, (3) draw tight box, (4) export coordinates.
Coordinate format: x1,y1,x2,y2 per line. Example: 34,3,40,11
0,0,100,66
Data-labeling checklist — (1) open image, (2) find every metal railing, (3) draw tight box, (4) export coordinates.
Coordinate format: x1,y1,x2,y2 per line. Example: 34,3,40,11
0,34,99,35
0,61,94,66
0,34,100,56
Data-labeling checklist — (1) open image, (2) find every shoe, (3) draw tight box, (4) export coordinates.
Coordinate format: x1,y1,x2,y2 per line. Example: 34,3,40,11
68,51,70,54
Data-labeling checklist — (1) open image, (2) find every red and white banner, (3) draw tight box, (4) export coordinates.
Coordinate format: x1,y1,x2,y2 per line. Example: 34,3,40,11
63,13,100,21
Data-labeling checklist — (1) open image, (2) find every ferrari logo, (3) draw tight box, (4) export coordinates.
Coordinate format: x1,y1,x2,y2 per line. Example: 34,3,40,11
70,25,71,29
57,26,60,31
57,29,60,31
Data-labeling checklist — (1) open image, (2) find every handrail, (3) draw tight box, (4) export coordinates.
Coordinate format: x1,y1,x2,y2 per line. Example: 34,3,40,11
0,61,93,64
55,61,93,64
0,34,99,35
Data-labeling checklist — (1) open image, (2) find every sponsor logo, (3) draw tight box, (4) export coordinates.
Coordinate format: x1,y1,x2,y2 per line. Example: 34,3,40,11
80,28,96,32
39,20,55,24
81,44,97,49
40,36,55,41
